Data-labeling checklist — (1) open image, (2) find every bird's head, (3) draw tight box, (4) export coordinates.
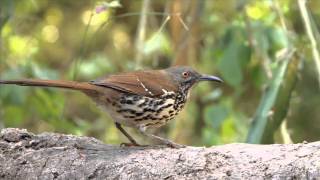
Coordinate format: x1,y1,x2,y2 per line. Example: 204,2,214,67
165,66,223,92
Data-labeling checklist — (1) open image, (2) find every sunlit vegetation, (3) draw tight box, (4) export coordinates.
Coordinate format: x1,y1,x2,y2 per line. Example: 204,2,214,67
0,0,319,146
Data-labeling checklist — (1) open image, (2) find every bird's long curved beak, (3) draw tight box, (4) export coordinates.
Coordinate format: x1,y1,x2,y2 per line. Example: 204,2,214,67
199,74,223,83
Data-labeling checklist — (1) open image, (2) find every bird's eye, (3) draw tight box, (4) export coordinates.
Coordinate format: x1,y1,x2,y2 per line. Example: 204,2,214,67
182,71,189,78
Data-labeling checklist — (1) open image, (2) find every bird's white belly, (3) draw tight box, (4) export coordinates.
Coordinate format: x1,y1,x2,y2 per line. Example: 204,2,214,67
93,90,186,128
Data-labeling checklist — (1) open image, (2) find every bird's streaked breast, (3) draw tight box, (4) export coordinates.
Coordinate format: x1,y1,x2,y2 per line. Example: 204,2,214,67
99,89,187,128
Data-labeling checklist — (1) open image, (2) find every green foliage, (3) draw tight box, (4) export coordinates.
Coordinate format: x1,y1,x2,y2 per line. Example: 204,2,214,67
0,0,319,146
246,50,295,143
205,104,229,131
218,26,251,87
143,32,171,55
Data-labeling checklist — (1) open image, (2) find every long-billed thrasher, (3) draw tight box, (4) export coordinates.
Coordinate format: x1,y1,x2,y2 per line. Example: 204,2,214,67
0,66,222,148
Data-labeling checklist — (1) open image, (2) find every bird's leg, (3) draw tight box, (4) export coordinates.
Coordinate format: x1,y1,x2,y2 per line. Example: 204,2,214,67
138,126,185,148
115,122,140,146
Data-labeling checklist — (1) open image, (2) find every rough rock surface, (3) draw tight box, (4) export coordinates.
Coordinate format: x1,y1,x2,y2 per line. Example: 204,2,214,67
0,128,319,179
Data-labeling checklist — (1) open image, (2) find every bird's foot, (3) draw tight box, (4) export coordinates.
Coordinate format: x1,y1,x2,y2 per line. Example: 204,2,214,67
120,142,141,147
164,141,186,148
120,142,150,148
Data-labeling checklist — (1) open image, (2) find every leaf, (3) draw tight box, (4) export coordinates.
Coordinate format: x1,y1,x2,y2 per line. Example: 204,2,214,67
143,33,170,55
246,49,295,144
204,104,229,130
218,42,242,87
107,0,122,8
218,40,251,87
221,117,236,142
266,27,289,53
96,1,122,13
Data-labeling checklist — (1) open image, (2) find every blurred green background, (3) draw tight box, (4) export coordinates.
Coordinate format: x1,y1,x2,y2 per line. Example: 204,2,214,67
0,0,319,146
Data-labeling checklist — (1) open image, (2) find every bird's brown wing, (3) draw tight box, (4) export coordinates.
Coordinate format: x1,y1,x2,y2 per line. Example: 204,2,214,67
89,70,178,97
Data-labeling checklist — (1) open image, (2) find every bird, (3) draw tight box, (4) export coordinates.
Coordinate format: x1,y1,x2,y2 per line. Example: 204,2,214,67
0,66,222,148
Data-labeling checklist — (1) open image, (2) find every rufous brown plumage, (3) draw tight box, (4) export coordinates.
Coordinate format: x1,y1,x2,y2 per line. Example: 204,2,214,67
0,66,222,148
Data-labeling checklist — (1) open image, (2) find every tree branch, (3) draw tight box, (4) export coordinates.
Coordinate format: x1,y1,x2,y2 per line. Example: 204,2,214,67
0,128,319,179
298,0,320,88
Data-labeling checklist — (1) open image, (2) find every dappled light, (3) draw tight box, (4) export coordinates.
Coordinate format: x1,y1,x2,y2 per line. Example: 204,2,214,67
0,0,319,147
42,25,59,43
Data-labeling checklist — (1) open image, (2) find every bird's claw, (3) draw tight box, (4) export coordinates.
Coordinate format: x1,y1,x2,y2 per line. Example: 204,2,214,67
120,142,141,147
166,142,186,148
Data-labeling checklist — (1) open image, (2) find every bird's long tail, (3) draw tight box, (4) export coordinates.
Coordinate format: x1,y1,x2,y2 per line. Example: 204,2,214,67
0,79,100,93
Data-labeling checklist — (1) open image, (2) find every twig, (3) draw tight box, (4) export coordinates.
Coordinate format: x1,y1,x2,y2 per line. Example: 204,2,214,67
176,13,189,31
272,0,288,32
134,0,150,69
280,119,293,144
246,49,296,143
298,0,320,88
157,15,171,35
72,7,94,80
243,11,273,79
91,11,179,46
